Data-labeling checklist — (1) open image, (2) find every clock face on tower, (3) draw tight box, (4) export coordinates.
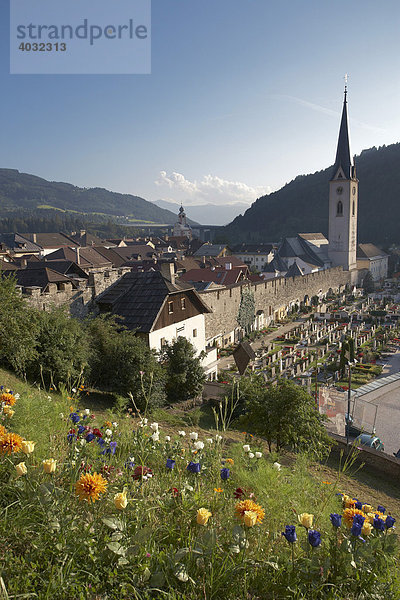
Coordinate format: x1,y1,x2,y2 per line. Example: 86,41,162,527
336,186,343,195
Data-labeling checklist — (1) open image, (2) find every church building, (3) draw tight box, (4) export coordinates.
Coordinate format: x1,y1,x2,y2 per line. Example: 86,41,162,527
173,205,192,239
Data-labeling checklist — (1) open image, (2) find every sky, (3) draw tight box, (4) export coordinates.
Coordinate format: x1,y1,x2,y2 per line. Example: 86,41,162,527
1,0,400,221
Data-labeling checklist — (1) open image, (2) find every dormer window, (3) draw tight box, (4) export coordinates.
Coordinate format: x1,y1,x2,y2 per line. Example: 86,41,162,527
337,200,343,216
168,301,174,314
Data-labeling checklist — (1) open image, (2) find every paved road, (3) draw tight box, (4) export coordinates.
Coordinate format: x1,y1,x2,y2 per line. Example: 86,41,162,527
358,349,400,456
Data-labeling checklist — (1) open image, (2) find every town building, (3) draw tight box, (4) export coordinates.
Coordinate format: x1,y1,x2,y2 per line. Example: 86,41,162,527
232,243,275,271
357,243,389,282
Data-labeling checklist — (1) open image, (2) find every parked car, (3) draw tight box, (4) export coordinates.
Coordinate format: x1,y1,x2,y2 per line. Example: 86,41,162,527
354,434,384,452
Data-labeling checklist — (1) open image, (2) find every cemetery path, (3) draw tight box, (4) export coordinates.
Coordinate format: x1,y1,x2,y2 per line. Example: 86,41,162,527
217,319,306,371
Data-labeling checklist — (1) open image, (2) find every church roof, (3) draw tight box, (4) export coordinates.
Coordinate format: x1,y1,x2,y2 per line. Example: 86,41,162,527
331,88,353,180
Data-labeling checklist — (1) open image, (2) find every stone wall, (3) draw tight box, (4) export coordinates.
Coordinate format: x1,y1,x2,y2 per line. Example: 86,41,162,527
21,267,130,318
201,267,350,343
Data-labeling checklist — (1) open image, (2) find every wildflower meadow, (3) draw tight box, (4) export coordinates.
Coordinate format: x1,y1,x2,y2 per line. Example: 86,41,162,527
0,377,399,600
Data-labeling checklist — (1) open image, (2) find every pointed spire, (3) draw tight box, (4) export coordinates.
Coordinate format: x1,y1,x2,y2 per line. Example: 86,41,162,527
331,86,353,179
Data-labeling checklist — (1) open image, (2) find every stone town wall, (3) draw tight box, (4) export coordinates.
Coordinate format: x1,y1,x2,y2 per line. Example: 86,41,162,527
201,267,350,343
21,267,130,318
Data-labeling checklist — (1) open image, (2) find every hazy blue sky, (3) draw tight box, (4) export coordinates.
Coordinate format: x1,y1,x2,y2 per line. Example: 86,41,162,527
1,0,400,214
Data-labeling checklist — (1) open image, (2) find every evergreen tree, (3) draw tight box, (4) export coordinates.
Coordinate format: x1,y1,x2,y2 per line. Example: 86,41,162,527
160,337,205,404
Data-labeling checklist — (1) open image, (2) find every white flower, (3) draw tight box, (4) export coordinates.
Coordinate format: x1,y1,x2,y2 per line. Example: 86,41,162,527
183,483,194,492
112,422,118,428
72,388,77,393
178,430,186,437
243,445,250,453
71,459,76,466
129,456,135,463
150,422,159,432
273,462,282,471
151,431,160,442
84,409,90,416
189,432,198,440
255,452,262,459
193,441,204,450
105,429,113,437
143,418,148,425
215,435,222,442
14,393,20,400
80,438,86,446
206,438,213,443
147,473,153,478
59,413,64,419
248,452,255,459
165,436,171,442
47,396,52,400
142,475,148,481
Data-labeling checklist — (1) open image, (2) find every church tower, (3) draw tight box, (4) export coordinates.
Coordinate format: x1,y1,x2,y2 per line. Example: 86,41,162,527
328,87,358,274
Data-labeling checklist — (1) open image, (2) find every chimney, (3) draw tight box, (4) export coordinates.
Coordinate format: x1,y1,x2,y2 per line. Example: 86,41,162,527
32,233,37,243
161,262,175,285
202,255,206,264
76,247,80,265
225,262,232,270
80,229,86,237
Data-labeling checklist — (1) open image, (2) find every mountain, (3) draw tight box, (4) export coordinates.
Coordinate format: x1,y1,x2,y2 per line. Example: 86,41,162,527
223,143,400,247
0,169,184,225
153,199,250,225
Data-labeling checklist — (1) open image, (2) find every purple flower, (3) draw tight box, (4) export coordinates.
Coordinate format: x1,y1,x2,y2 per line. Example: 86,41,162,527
373,516,385,532
308,530,321,547
330,513,342,528
220,468,230,480
385,515,395,529
166,459,176,469
110,441,117,455
377,505,386,514
97,437,105,448
282,525,297,543
187,461,201,474
69,412,80,424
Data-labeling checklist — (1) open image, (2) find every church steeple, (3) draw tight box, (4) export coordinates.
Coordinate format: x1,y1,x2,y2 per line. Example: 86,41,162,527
331,86,353,180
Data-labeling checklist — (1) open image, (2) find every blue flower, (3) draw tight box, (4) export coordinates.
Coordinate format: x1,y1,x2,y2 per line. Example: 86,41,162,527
330,513,342,528
110,442,117,455
67,433,76,443
97,437,105,448
385,515,396,529
377,505,386,514
77,425,85,435
166,459,175,469
220,468,230,480
69,412,80,424
282,525,297,543
125,460,135,469
308,530,321,547
373,516,385,532
86,433,95,443
187,461,201,474
351,520,363,537
354,501,363,510
353,514,365,526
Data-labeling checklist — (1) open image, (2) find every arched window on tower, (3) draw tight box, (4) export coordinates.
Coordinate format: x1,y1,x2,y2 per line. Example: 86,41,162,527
352,201,355,216
337,200,343,216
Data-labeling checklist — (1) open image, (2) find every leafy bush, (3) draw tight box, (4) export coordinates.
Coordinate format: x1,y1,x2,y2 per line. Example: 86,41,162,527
160,336,205,404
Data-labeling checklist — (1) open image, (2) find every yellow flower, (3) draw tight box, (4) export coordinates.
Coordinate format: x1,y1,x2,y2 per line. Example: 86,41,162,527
343,508,366,527
362,521,373,536
104,421,113,428
21,440,35,455
43,459,57,474
235,499,265,524
3,406,14,418
243,510,258,527
362,504,374,514
214,487,223,493
225,458,234,465
298,513,314,528
342,494,356,509
0,424,6,438
196,508,212,525
75,472,108,503
15,462,27,477
114,491,128,510
0,392,16,406
0,432,24,455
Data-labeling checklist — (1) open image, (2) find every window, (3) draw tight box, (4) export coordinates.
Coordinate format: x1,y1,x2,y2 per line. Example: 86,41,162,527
160,337,166,347
168,301,174,314
193,328,197,338
181,297,186,310
352,201,355,216
337,200,343,216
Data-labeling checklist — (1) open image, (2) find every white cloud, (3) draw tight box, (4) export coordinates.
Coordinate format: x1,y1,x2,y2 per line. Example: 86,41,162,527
155,171,270,206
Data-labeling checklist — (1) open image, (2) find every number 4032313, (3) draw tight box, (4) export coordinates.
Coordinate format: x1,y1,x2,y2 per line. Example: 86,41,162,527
19,42,67,51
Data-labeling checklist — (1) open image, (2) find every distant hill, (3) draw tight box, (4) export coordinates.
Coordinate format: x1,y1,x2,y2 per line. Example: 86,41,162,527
223,143,400,247
153,199,250,226
0,169,196,225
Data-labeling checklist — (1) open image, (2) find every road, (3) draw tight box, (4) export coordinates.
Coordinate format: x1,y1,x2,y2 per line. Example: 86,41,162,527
358,348,400,456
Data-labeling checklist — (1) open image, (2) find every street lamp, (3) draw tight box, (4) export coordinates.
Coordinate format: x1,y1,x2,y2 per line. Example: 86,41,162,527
346,358,358,448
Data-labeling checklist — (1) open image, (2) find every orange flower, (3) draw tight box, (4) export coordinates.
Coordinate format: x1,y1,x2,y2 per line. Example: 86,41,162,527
235,499,265,524
75,472,108,503
225,458,234,465
322,481,332,485
0,432,24,455
104,421,113,428
0,424,7,438
214,488,223,493
343,507,366,527
0,392,16,406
